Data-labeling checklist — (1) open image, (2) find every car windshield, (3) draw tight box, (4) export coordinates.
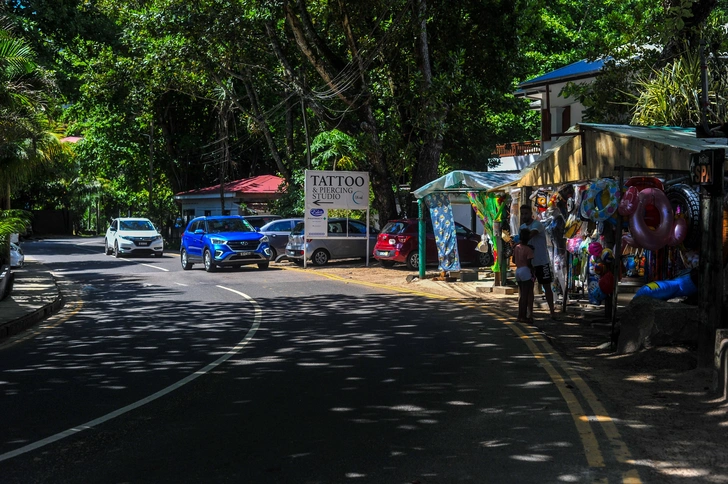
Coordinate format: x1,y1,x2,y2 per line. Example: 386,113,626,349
120,220,155,231
207,218,254,233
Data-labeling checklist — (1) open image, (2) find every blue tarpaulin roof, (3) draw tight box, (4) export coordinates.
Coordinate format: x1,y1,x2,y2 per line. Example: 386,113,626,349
412,171,520,199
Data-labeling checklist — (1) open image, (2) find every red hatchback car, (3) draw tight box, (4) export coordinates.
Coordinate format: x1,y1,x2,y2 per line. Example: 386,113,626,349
373,219,493,270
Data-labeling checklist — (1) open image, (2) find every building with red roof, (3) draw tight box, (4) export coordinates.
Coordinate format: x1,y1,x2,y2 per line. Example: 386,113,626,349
174,175,285,219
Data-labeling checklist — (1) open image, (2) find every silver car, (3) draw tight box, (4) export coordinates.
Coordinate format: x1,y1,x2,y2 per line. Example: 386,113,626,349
285,218,379,266
258,218,303,261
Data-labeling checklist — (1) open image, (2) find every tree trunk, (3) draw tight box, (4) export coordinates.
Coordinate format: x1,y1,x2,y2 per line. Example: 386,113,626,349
240,74,291,181
361,103,398,224
410,0,447,195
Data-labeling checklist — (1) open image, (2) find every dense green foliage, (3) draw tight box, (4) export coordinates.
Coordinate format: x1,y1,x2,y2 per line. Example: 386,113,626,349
2,0,727,230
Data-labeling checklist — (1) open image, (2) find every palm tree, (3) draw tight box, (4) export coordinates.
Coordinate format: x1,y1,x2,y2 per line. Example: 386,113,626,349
0,15,65,265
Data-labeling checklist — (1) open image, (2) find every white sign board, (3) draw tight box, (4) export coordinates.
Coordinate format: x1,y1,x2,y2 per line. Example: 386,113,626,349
305,170,370,210
305,207,328,237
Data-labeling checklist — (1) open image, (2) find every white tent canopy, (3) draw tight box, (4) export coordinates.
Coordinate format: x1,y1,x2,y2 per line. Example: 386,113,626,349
412,170,520,200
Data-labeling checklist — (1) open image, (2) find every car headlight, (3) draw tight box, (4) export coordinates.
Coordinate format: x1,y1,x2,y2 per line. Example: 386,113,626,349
119,235,134,241
259,236,269,243
153,235,162,242
210,237,227,245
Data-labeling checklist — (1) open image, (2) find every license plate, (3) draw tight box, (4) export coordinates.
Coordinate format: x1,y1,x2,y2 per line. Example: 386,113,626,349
377,250,392,256
239,251,252,257
137,242,149,246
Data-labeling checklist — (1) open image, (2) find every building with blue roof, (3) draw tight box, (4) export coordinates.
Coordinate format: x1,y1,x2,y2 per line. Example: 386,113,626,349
515,58,609,152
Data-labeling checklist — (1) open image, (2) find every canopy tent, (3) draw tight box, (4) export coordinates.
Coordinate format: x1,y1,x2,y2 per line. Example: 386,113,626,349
514,123,728,188
411,170,521,280
413,171,521,199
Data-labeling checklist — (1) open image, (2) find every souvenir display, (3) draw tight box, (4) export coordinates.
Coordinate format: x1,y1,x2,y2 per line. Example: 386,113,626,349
618,187,686,252
581,178,620,222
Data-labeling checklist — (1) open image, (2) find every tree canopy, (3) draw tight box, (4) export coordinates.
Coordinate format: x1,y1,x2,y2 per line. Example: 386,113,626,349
3,0,727,228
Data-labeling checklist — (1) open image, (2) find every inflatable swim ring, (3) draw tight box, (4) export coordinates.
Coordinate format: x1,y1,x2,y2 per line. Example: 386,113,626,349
581,178,620,222
618,187,686,252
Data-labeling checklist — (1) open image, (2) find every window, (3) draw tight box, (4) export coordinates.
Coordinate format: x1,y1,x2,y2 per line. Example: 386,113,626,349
348,221,366,234
328,221,345,234
268,221,289,231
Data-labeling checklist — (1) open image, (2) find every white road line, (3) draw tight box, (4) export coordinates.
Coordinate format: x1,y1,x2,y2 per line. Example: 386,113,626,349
175,282,188,286
77,241,100,246
140,263,169,272
0,286,261,463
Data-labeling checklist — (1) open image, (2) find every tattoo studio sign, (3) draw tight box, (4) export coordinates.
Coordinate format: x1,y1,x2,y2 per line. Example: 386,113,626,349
305,170,370,210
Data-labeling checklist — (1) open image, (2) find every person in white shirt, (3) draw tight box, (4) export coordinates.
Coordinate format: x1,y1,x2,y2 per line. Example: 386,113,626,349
519,204,558,319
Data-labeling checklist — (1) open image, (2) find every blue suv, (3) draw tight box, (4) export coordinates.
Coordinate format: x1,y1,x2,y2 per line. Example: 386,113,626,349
180,216,272,272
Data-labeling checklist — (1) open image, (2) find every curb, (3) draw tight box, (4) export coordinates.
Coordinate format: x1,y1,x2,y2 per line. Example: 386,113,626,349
0,294,64,340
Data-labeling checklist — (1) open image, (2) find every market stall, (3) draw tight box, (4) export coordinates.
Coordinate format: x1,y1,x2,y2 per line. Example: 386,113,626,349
411,171,521,280
506,123,727,347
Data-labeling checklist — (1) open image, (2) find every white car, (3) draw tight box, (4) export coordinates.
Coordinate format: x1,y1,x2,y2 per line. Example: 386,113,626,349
105,217,164,258
10,242,24,268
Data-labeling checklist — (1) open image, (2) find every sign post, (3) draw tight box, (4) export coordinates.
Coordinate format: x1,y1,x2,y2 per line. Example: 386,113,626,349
304,170,371,267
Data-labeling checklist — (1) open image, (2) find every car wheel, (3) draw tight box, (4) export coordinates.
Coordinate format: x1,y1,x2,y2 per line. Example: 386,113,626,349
203,249,216,272
180,249,193,270
379,260,395,268
311,249,329,266
114,242,121,258
104,239,112,255
406,251,419,270
477,251,494,267
258,262,270,270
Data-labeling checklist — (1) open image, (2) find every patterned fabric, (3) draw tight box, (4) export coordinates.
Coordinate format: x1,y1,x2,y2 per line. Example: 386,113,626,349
424,193,461,271
467,191,507,271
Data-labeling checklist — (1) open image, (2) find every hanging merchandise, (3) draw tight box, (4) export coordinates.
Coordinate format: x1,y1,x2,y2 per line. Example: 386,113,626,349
533,189,550,213
467,191,507,272
665,184,701,250
424,192,461,272
587,254,607,305
581,178,621,222
508,188,520,240
598,271,615,295
618,187,686,251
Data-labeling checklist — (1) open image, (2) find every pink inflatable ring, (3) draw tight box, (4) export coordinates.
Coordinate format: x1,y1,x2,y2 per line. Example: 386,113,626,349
618,187,686,252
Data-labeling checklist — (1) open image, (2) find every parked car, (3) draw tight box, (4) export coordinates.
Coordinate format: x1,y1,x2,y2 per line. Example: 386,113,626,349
242,214,282,230
258,218,303,261
10,242,24,268
286,218,379,266
373,219,493,270
180,215,272,272
104,217,164,258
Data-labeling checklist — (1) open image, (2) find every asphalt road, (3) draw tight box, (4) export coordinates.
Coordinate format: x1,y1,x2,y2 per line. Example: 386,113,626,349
0,238,639,483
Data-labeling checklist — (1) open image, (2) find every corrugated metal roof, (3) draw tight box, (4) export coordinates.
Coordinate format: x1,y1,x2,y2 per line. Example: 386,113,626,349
176,175,285,197
515,123,728,188
585,123,728,151
519,58,608,89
